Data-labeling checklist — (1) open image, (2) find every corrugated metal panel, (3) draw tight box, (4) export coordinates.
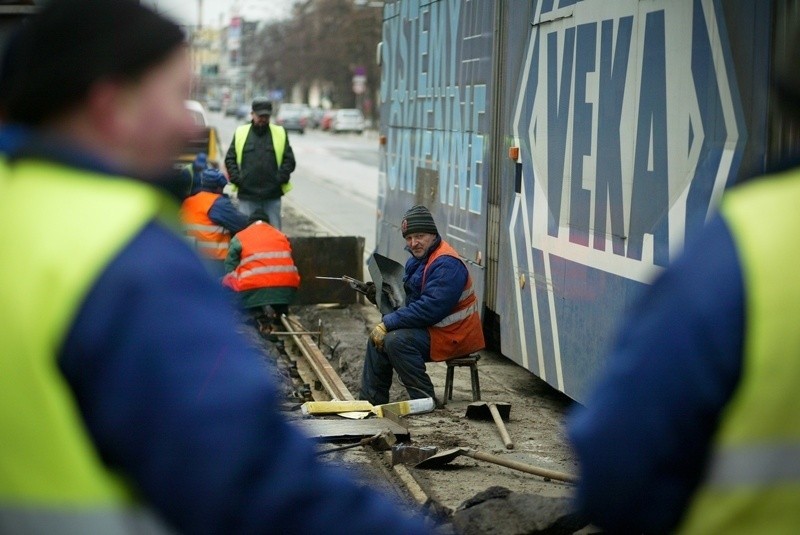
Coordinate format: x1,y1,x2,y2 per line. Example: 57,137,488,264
768,0,800,165
0,2,36,48
485,202,500,309
485,0,507,312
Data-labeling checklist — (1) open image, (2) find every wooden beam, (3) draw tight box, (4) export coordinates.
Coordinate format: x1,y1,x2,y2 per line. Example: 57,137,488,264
293,417,409,442
282,314,355,401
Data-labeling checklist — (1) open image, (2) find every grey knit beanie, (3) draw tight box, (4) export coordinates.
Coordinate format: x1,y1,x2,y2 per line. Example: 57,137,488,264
401,205,438,237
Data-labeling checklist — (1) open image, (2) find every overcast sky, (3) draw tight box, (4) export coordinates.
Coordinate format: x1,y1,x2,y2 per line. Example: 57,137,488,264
143,0,294,28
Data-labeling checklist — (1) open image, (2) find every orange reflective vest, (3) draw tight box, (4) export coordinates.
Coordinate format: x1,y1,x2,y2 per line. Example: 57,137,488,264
224,222,300,291
180,191,231,260
423,240,485,361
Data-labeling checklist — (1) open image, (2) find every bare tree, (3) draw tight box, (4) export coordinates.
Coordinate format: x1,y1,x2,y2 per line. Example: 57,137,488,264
252,0,381,115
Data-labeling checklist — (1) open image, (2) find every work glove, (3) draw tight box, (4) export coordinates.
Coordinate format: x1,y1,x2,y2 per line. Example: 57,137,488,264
364,281,377,305
370,322,387,351
222,182,238,199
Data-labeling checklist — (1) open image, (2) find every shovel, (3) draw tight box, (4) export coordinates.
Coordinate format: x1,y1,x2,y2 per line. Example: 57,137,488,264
465,401,514,449
414,447,577,484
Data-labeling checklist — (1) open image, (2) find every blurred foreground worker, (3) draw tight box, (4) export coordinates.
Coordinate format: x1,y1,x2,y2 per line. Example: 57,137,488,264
0,1,428,533
225,98,295,230
223,211,300,328
359,205,485,405
567,27,800,534
179,151,209,198
180,167,247,276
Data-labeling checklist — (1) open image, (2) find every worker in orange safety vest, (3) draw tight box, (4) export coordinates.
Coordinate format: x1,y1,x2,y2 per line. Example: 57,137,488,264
222,210,300,329
180,168,248,276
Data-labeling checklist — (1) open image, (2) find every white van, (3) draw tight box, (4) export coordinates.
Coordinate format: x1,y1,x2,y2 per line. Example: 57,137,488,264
185,100,209,127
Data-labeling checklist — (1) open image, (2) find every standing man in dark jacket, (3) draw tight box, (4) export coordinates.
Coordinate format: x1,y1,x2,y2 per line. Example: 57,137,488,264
359,205,485,405
225,98,296,230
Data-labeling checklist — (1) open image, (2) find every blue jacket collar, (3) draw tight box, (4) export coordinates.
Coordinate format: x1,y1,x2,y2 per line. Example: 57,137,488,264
0,125,185,199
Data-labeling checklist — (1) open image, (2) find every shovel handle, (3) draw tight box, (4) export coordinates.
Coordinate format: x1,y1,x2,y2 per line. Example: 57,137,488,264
488,403,514,450
467,450,577,484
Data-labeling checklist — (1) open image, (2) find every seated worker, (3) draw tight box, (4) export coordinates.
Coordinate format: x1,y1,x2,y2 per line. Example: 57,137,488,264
180,168,248,276
222,211,301,328
179,151,208,198
359,205,485,405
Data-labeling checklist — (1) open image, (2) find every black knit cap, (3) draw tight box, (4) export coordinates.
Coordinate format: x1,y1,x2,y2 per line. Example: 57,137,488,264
251,97,273,116
401,205,438,237
0,0,185,126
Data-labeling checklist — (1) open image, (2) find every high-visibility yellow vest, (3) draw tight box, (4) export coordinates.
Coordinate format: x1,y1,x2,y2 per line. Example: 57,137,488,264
233,123,292,194
678,168,800,533
0,159,177,532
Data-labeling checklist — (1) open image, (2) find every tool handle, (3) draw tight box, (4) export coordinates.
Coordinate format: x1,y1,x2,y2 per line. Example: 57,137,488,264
314,432,382,457
467,450,577,483
488,403,514,450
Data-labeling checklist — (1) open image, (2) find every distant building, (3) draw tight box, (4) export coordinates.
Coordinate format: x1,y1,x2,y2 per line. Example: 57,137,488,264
219,17,259,106
189,25,224,101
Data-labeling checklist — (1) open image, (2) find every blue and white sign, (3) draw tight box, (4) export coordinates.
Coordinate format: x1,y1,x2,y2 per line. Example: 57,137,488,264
507,0,746,395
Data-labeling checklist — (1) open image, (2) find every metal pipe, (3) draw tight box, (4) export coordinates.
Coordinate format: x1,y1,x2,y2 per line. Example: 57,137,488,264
281,315,354,401
270,331,321,336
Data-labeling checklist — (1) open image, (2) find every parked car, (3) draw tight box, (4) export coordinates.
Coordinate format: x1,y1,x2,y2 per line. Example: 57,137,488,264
320,109,337,131
275,104,310,134
185,100,208,127
205,98,222,112
235,103,251,121
331,108,365,134
308,107,325,129
176,102,224,172
225,102,243,117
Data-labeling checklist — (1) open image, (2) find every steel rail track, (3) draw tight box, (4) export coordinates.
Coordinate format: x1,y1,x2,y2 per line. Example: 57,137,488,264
271,314,438,520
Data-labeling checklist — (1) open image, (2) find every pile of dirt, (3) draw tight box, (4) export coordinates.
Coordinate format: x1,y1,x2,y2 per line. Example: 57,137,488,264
452,486,587,535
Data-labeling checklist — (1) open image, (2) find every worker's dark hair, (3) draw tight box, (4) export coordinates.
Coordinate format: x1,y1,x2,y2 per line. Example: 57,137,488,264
249,211,270,224
200,168,227,191
0,0,185,126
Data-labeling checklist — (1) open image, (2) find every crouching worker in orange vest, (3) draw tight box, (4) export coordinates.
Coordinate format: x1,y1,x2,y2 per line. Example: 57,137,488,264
222,211,301,330
180,168,248,277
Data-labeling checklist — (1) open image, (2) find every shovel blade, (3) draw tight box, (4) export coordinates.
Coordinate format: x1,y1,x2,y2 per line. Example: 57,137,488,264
413,447,469,469
465,401,511,421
